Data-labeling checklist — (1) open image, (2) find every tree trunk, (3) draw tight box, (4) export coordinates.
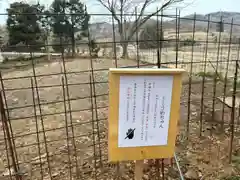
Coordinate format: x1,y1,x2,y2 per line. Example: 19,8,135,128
0,49,4,63
45,36,51,61
121,42,128,59
71,15,75,58
71,34,75,57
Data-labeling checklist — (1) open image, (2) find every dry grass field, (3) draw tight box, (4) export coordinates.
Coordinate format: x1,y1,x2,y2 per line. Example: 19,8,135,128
97,30,239,79
0,58,161,180
135,44,239,79
0,38,240,179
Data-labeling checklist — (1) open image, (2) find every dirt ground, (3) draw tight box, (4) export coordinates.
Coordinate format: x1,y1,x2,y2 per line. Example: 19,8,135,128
0,56,240,180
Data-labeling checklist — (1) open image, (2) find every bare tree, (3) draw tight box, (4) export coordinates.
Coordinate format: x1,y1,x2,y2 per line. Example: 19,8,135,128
96,0,183,58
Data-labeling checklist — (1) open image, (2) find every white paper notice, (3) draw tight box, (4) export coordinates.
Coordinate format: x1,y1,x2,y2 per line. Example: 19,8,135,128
118,75,173,147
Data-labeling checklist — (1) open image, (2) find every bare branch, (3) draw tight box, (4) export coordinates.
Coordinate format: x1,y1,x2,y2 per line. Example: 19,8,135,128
95,0,184,57
97,0,120,22
128,0,183,40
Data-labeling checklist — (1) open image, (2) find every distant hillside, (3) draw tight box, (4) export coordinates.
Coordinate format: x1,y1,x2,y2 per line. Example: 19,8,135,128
170,11,240,32
207,11,240,24
1,11,240,47
178,11,240,23
89,11,240,39
204,11,240,32
89,22,117,39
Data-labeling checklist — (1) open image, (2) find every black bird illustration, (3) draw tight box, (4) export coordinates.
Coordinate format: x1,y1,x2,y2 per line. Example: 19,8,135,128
125,128,136,139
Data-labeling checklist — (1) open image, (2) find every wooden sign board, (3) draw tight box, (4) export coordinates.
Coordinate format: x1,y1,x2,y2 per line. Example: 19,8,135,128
108,68,185,162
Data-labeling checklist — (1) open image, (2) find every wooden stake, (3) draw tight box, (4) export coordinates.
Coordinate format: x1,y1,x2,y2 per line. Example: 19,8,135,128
134,160,144,180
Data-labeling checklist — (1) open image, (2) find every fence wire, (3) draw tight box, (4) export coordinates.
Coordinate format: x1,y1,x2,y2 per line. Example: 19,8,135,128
0,9,240,180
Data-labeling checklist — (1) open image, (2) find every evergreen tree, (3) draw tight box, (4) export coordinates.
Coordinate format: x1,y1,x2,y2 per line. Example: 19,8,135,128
50,0,90,56
6,2,43,51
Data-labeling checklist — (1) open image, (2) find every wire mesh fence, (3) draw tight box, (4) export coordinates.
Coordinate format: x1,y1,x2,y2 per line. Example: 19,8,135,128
0,8,240,180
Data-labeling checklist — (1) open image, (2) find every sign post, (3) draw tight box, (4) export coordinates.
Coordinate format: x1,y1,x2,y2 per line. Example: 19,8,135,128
108,68,185,179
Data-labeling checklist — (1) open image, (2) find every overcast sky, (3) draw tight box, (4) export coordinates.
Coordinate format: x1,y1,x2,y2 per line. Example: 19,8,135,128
0,0,238,25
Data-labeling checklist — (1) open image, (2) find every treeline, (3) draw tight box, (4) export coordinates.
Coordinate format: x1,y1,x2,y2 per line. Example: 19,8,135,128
3,0,90,55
